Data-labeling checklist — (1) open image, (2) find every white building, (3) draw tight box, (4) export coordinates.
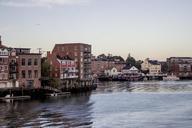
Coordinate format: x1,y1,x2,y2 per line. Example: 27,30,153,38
122,66,139,74
104,67,120,76
141,58,161,75
57,56,78,79
0,46,10,88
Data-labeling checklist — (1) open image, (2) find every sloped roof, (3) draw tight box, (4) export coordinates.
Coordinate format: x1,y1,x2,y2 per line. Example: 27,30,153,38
148,60,160,65
122,65,132,70
129,66,139,71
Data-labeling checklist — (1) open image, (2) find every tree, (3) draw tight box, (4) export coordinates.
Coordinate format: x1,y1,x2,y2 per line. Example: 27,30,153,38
135,60,143,70
97,54,107,60
41,57,51,77
41,57,60,88
126,53,136,67
112,56,125,62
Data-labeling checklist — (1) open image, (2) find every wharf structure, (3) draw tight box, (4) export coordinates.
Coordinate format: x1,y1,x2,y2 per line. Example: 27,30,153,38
47,43,95,92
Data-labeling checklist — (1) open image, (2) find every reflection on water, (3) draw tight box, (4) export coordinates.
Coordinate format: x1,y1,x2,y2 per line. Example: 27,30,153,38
1,81,192,127
0,93,93,128
94,81,192,93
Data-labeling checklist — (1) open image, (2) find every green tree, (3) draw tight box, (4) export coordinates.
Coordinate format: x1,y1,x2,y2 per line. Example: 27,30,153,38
126,53,136,67
135,60,143,70
41,57,60,88
50,78,60,89
41,57,51,77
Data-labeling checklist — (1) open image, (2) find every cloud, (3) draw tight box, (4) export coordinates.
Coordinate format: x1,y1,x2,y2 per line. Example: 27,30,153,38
0,0,91,7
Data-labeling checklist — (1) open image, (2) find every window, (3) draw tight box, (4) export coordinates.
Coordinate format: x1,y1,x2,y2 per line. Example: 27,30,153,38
27,80,34,88
22,58,25,66
22,70,25,78
34,58,38,65
34,70,38,78
2,74,5,79
28,70,32,78
74,52,77,56
81,52,83,56
28,59,32,66
62,47,64,51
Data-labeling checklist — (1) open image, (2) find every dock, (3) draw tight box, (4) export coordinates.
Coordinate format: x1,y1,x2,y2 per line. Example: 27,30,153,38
0,96,31,100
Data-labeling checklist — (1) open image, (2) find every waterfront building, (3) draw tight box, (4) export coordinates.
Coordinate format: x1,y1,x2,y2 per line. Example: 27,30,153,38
57,55,78,79
0,36,10,88
9,48,19,87
167,57,192,79
141,58,161,75
48,43,92,80
104,67,120,76
122,66,139,74
18,53,41,88
92,58,126,76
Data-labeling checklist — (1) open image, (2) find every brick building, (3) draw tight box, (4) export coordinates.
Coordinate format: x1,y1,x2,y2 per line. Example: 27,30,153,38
57,55,78,79
47,43,92,80
167,57,192,79
18,53,41,88
0,36,41,89
92,60,125,76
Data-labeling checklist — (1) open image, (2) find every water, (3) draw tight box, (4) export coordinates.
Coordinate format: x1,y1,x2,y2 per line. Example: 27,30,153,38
1,81,192,128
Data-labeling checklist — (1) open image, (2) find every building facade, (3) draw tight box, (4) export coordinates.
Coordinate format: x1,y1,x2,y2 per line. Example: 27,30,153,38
167,57,192,78
48,43,92,80
104,67,120,76
92,60,125,76
18,53,41,88
57,56,78,79
141,58,161,75
0,46,10,88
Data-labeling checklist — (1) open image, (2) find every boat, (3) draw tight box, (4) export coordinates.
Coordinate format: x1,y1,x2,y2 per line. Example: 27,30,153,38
163,74,180,81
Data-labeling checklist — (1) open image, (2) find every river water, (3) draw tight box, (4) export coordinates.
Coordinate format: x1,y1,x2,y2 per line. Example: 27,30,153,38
1,81,192,128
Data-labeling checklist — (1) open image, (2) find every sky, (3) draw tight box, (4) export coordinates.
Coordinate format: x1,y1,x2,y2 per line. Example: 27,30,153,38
0,0,192,61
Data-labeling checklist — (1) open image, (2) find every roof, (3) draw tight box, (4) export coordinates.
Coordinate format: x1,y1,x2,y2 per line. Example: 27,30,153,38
148,60,160,65
168,57,192,59
55,43,91,45
129,66,139,71
14,48,31,50
54,43,91,49
122,65,132,70
18,53,41,56
56,55,73,60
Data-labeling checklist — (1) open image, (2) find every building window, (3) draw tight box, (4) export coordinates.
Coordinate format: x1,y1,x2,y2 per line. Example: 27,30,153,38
28,59,32,66
22,58,25,66
81,52,83,57
2,74,5,79
28,70,32,78
27,80,34,88
74,52,77,56
34,70,38,78
22,70,25,78
34,58,38,65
